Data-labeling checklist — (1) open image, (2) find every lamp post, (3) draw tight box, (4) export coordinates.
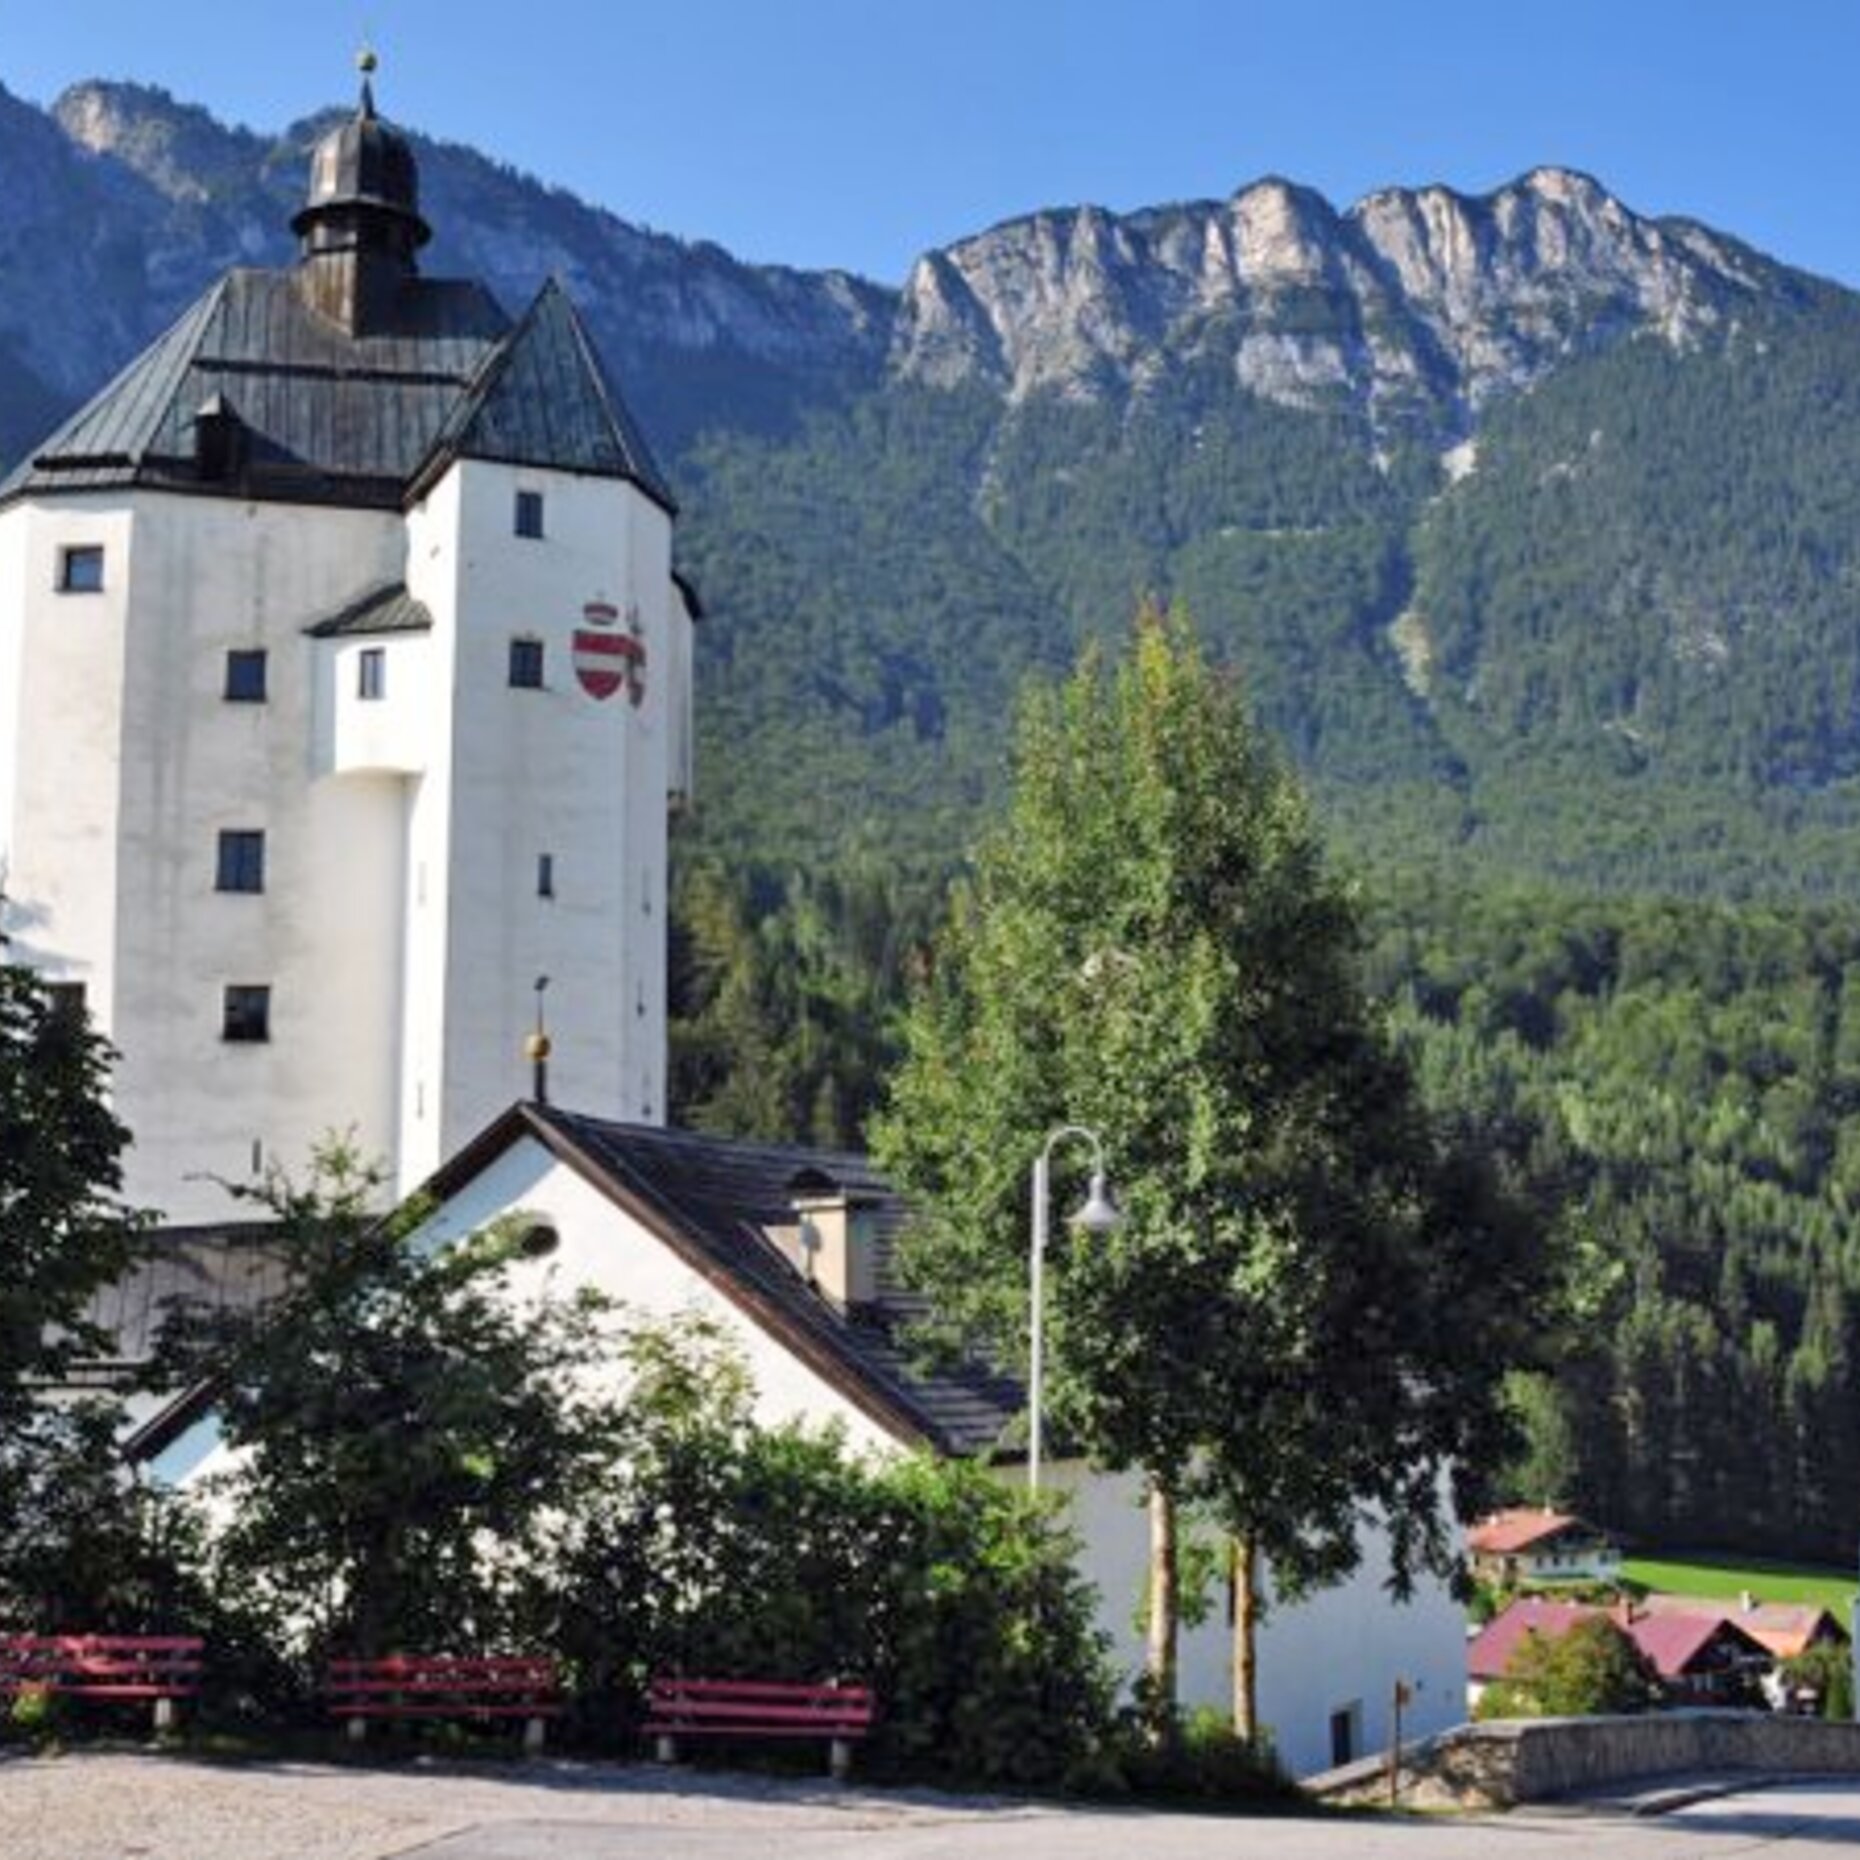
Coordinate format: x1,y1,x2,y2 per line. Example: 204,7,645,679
1029,1124,1121,1492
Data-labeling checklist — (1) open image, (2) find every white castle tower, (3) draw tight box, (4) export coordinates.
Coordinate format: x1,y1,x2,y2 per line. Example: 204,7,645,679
0,64,695,1223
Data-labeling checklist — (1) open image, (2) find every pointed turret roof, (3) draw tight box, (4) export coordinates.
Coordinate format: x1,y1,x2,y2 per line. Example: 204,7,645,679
414,279,674,512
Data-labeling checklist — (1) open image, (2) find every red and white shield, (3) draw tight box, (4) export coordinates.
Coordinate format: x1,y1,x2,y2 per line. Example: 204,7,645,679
574,601,646,704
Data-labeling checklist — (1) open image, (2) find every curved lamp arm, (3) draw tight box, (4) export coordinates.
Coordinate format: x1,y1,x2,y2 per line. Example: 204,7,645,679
1029,1125,1121,1491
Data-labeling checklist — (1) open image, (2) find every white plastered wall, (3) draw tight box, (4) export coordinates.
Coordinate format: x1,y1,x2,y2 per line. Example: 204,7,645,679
0,498,133,1013
413,1138,903,1455
399,460,680,1189
1,491,412,1221
112,495,406,1220
152,1134,905,1487
1042,1460,1465,1778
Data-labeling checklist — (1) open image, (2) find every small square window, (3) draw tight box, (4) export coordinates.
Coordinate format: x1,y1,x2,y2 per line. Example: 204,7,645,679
222,984,271,1043
509,637,545,688
514,490,545,539
358,647,385,701
58,545,104,593
225,649,268,702
216,829,265,894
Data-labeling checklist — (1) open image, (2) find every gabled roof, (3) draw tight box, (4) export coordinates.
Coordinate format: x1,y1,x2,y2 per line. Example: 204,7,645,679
1,272,671,516
1468,1506,1609,1556
427,1103,1020,1458
1637,1594,1850,1659
1627,1610,1767,1678
1467,1598,1597,1680
1736,1604,1849,1658
1469,1597,1771,1684
416,279,673,513
1,269,507,509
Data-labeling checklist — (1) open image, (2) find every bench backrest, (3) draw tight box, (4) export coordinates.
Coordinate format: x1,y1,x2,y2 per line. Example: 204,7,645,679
326,1654,560,1704
0,1634,205,1699
646,1675,876,1733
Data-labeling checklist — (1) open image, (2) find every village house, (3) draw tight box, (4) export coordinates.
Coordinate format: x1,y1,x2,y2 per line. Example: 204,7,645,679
1467,1505,1623,1586
1468,1596,1770,1712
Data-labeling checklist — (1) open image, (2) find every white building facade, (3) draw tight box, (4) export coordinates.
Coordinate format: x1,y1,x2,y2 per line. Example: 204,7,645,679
0,77,693,1223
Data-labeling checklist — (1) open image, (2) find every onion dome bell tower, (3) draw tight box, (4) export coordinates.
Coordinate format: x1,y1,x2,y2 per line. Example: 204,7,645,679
293,50,433,332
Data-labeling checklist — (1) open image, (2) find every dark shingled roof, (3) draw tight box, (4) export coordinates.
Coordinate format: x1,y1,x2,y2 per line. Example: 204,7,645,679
417,279,672,509
303,580,433,637
1,267,670,514
447,1105,1023,1459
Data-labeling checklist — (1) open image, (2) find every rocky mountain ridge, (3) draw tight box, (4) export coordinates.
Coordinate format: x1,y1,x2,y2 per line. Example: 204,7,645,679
892,168,1780,433
0,80,1814,465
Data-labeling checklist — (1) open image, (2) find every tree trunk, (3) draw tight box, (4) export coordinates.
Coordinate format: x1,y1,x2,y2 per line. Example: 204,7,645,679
1231,1533,1260,1743
1145,1475,1178,1738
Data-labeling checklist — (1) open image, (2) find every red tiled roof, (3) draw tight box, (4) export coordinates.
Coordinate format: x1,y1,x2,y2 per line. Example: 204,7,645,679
1624,1611,1755,1678
1467,1599,1598,1679
1470,1598,1772,1685
1637,1596,1848,1661
1468,1507,1585,1556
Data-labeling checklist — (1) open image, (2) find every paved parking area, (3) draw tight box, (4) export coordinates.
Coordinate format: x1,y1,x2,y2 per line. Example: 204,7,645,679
9,1751,1860,1860
0,1752,1036,1860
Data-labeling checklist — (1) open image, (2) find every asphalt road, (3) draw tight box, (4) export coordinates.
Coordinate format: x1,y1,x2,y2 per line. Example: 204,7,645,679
9,1754,1860,1860
413,1780,1860,1860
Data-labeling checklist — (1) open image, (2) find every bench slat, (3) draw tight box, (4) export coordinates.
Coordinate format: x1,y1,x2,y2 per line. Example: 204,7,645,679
649,1678,870,1701
643,1718,866,1733
333,1703,565,1718
0,1635,203,1702
647,1701,873,1726
645,1674,875,1752
326,1681,553,1695
324,1654,562,1730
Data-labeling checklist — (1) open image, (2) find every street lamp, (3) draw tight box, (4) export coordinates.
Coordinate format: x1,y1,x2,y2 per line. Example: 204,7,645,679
1029,1125,1121,1492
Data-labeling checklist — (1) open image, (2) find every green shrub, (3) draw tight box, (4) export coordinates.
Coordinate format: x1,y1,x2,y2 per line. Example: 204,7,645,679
1112,1706,1296,1802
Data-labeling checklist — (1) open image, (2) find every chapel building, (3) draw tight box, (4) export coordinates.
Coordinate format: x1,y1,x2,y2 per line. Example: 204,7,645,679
0,67,695,1223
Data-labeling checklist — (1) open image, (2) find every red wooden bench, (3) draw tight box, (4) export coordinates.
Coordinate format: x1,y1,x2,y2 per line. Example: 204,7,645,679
325,1654,563,1753
0,1634,204,1733
644,1676,876,1779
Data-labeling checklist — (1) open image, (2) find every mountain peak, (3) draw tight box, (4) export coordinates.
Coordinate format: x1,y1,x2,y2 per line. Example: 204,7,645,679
890,169,1777,422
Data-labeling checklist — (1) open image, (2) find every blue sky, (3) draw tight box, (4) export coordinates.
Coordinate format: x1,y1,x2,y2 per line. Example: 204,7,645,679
4,2,1856,286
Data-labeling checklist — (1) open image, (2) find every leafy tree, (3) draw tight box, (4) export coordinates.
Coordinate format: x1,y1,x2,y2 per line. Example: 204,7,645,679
160,1141,624,1663
1476,1615,1659,1718
0,962,147,1393
874,610,1547,1737
1781,1639,1855,1721
0,962,157,1627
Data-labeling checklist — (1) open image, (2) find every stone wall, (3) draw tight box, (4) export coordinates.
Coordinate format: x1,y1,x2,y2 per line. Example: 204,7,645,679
1309,1711,1860,1809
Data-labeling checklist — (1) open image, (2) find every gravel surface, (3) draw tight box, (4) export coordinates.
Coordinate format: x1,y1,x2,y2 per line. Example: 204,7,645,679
0,1750,1037,1860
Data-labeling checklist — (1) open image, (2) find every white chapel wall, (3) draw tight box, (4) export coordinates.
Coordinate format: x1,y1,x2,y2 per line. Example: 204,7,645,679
1042,1460,1464,1777
410,1137,905,1457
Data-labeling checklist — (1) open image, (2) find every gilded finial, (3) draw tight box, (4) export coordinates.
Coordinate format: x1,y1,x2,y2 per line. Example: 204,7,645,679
357,43,378,117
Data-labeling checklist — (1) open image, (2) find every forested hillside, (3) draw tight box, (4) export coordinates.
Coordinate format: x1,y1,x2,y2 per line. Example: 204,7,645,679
1371,887,1860,1560
11,80,1860,1560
